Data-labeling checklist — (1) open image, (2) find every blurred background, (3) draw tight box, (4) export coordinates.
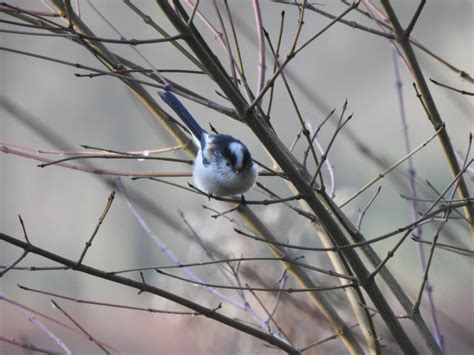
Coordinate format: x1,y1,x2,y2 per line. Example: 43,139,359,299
1,1,473,354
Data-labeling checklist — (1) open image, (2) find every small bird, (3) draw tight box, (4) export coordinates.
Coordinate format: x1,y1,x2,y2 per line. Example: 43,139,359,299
159,91,258,197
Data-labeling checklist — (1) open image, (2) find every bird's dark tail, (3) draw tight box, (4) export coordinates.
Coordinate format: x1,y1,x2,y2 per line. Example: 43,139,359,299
159,91,206,139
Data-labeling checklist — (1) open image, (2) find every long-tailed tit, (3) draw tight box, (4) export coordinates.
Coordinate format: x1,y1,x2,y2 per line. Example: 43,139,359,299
159,91,258,197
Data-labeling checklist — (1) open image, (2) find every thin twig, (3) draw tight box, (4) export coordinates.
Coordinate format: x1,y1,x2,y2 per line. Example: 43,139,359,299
223,0,245,76
0,46,167,89
1,293,119,352
245,280,293,343
404,0,426,38
136,176,302,205
272,0,394,39
36,154,192,168
263,28,321,180
0,145,192,177
156,269,353,293
0,335,63,355
18,284,197,315
0,251,28,277
212,0,238,85
411,238,474,257
0,13,184,44
265,11,285,118
430,78,474,96
340,125,444,207
50,300,110,354
187,0,200,25
299,312,377,352
252,0,266,93
302,108,336,167
18,214,31,244
246,2,360,112
76,191,115,265
357,186,382,231
310,104,352,186
235,198,473,252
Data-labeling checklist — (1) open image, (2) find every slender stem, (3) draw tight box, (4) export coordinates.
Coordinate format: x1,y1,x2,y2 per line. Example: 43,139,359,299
404,0,426,38
252,0,266,93
50,300,110,354
76,191,115,265
357,186,382,231
246,2,360,113
430,79,474,96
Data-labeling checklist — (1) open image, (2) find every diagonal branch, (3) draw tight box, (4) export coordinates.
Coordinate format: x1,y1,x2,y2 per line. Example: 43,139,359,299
0,232,300,355
404,0,426,38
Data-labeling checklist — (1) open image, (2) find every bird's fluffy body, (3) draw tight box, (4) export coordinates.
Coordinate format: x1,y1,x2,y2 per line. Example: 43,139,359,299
194,134,257,196
159,91,257,196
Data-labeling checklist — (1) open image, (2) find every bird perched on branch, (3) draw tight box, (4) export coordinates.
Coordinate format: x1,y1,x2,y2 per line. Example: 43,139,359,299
159,91,257,197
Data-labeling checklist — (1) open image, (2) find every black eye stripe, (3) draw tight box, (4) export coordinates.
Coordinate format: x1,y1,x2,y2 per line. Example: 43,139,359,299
220,146,234,164
207,134,253,168
242,149,251,166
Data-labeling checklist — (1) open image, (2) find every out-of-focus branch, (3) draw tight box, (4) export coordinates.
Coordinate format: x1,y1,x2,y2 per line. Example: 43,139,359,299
0,232,300,354
339,0,474,83
380,0,473,230
430,78,474,96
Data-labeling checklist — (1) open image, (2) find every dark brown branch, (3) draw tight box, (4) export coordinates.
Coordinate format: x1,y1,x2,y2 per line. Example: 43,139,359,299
0,232,300,355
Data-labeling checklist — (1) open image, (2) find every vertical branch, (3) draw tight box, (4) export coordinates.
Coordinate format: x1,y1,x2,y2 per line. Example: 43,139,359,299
223,0,245,76
265,11,285,118
288,0,307,55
